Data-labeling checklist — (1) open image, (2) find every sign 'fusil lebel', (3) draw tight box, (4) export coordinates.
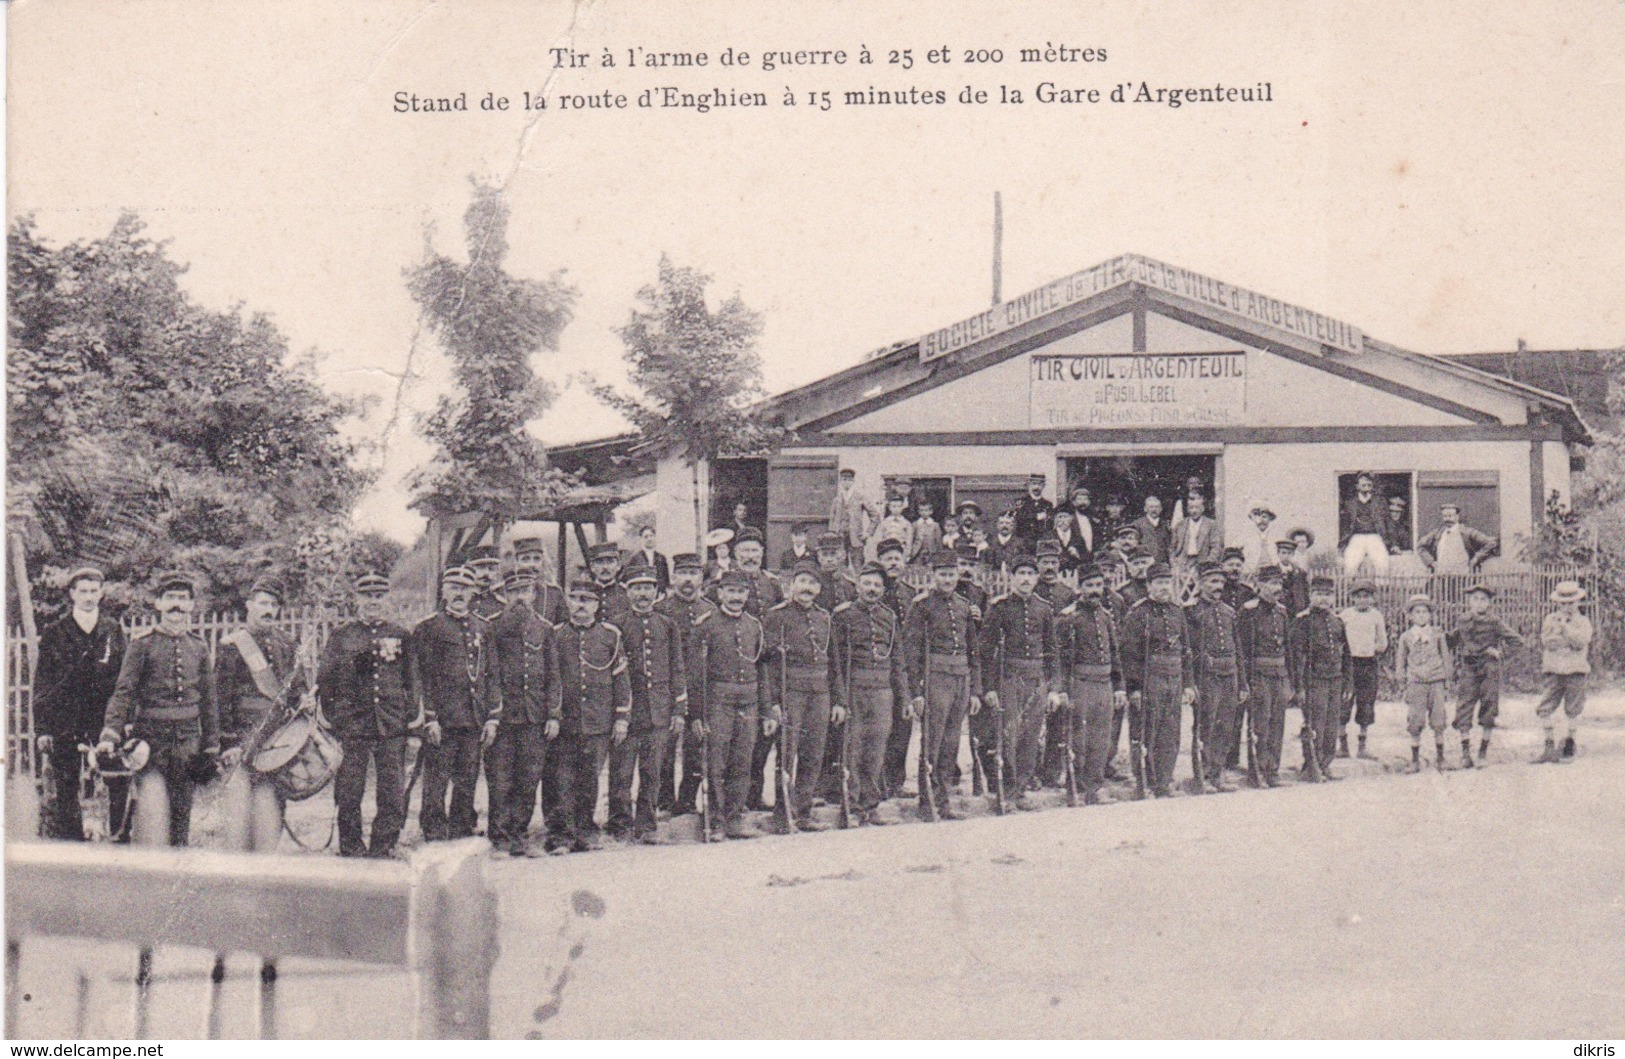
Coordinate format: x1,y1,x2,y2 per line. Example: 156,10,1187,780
1029,351,1248,428
920,254,1365,362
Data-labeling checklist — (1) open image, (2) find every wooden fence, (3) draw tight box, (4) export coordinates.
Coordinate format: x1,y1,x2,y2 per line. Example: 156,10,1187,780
5,837,497,1039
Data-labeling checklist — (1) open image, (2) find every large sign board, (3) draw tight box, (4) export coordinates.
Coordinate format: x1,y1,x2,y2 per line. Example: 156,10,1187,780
920,254,1364,362
1030,352,1247,428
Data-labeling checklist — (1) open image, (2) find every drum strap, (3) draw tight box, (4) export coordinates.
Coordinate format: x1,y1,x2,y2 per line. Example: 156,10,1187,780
224,629,284,701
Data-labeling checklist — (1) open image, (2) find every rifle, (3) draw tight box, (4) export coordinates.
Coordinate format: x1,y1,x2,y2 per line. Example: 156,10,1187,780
1061,695,1079,808
773,631,796,835
699,639,713,841
991,639,1007,815
918,650,939,823
1245,697,1263,788
837,629,854,829
1131,603,1150,799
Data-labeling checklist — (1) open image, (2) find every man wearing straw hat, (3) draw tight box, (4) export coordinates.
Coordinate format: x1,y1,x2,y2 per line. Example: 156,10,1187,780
1535,580,1592,764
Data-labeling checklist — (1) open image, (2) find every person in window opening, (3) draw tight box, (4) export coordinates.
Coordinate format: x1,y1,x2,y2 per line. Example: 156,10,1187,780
1417,503,1498,576
911,497,944,564
1130,495,1171,565
731,501,755,541
1339,472,1392,576
1386,495,1413,554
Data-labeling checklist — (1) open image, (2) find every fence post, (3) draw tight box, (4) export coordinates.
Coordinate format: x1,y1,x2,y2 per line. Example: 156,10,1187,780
407,838,498,1039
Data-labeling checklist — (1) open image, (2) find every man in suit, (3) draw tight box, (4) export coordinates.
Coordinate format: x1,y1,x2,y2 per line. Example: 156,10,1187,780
628,525,671,595
1130,495,1172,565
778,523,814,572
984,511,1026,576
829,468,877,569
1169,492,1221,596
1050,508,1089,575
1062,485,1099,558
1011,474,1055,544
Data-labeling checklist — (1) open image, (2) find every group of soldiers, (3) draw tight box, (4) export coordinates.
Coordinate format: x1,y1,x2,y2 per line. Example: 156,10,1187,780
35,512,1561,859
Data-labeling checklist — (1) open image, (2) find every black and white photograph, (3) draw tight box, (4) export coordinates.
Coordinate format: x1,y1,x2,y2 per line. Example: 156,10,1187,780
4,0,1623,1044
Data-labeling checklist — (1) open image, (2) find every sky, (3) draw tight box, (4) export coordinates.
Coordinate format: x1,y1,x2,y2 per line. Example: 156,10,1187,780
9,0,1624,543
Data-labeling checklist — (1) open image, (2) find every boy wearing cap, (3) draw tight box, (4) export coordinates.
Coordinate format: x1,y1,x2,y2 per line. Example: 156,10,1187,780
1337,580,1388,760
831,563,908,824
760,561,835,830
1448,584,1522,766
321,572,418,858
1288,576,1350,780
690,570,778,840
98,572,220,847
1056,563,1125,803
1118,564,1195,798
1238,566,1293,786
217,578,301,851
36,567,128,841
655,554,716,814
903,549,983,819
607,567,686,843
1535,581,1591,763
1394,594,1453,772
911,499,944,564
1187,562,1247,792
547,581,632,851
412,566,501,842
981,554,1059,808
486,572,562,856
873,494,914,564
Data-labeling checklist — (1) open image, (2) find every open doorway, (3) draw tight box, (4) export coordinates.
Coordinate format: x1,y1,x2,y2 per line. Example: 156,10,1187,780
710,457,768,542
1061,453,1219,531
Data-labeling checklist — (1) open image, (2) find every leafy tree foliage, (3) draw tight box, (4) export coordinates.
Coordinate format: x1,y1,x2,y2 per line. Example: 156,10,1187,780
594,255,783,552
404,181,580,523
7,213,371,614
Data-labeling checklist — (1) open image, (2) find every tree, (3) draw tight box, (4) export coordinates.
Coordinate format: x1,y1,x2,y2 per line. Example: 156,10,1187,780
594,255,784,553
7,213,371,614
405,180,580,529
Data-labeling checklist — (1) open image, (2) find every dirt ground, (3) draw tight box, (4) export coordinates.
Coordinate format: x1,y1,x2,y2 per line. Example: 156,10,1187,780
10,686,1623,1039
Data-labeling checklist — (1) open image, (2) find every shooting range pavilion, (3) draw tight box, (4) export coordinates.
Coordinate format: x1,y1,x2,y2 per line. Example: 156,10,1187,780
654,253,1590,566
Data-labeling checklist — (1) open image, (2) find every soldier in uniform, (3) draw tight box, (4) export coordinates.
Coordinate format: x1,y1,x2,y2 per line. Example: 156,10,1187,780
813,531,855,608
548,581,632,852
710,527,782,618
35,567,127,841
607,567,686,843
831,563,907,825
1034,540,1077,611
980,554,1059,809
464,545,507,622
1276,535,1312,619
1186,562,1247,792
1118,564,1195,798
1237,565,1292,787
1218,547,1255,612
320,573,416,858
97,571,220,847
656,553,715,815
1012,473,1055,544
486,571,561,857
412,565,500,842
217,578,301,849
876,536,916,797
760,561,835,831
587,543,634,629
511,536,565,625
690,569,779,840
1288,574,1349,781
1056,563,1126,804
902,549,982,820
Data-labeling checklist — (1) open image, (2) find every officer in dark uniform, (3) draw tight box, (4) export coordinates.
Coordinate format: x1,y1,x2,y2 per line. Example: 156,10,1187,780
902,549,983,820
1056,563,1126,804
1118,564,1195,798
876,537,912,617
98,571,220,847
875,536,916,797
548,580,632,852
1218,547,1256,612
36,567,127,841
465,545,507,621
1012,473,1055,544
607,567,686,843
954,541,989,617
710,527,782,617
320,572,417,857
814,531,855,608
760,561,835,830
1275,536,1312,619
980,554,1059,809
1034,540,1078,612
1288,575,1349,781
656,553,715,815
511,536,565,625
587,543,633,629
486,571,561,857
1237,565,1292,786
1104,546,1155,779
412,565,500,842
831,563,907,825
690,569,778,840
1187,562,1247,792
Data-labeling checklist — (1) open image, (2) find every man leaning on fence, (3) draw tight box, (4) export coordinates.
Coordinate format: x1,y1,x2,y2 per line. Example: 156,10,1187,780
320,572,417,858
97,571,220,847
36,566,128,841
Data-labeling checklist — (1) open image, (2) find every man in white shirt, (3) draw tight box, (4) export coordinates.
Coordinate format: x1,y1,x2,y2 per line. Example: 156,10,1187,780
1417,504,1498,576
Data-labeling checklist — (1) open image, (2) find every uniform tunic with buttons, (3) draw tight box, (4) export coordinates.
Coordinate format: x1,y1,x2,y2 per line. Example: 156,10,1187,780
1056,597,1124,789
1237,597,1292,779
594,581,635,631
555,621,632,737
981,591,1057,790
1289,607,1350,769
216,625,300,751
319,619,417,740
412,611,500,729
102,627,219,752
708,568,782,618
618,607,687,730
763,600,834,694
903,590,984,700
690,609,772,713
1118,598,1194,791
1186,597,1246,778
489,603,562,726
